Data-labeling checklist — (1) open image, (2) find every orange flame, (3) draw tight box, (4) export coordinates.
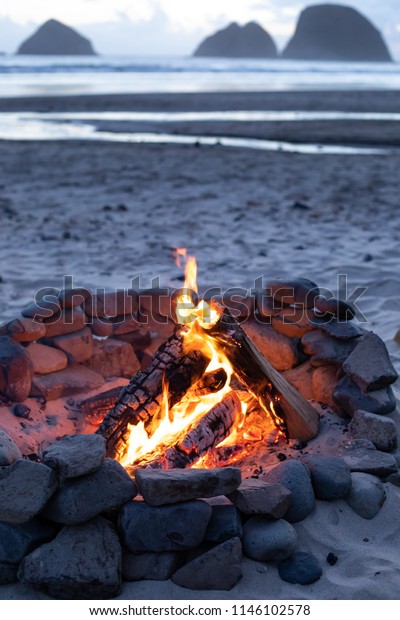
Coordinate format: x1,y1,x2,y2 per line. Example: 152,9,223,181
173,247,187,268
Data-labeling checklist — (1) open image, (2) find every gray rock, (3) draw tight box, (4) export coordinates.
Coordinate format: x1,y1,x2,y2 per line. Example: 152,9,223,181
346,473,386,519
21,295,60,319
0,518,57,584
223,291,255,320
278,552,322,585
312,365,340,408
0,460,58,523
26,342,68,374
0,336,33,402
0,429,22,466
264,460,315,522
266,278,319,308
255,290,280,318
30,364,104,401
43,327,94,363
17,19,96,56
385,472,400,487
122,549,183,581
41,434,106,479
333,376,397,416
309,316,364,340
271,308,314,339
118,500,212,552
282,4,392,62
18,517,121,599
242,517,297,561
135,467,241,506
314,297,355,320
172,537,242,591
43,458,137,524
0,317,46,343
302,329,359,366
120,314,160,336
85,290,138,318
349,410,397,452
301,455,352,500
243,320,301,371
283,362,314,401
343,332,398,393
204,505,243,543
13,404,31,419
58,287,91,309
193,21,277,58
82,338,140,379
43,307,87,338
227,479,292,517
338,441,397,477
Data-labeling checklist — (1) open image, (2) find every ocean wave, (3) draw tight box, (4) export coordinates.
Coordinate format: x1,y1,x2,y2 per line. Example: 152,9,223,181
0,56,398,75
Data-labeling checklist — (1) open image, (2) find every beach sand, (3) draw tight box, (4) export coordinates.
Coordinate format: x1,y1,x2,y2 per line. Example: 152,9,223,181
0,90,400,600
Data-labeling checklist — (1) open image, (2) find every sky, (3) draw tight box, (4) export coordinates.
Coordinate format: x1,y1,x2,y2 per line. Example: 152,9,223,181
0,0,399,58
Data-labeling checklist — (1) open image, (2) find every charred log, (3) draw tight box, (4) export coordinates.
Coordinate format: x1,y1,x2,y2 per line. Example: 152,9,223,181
80,386,122,425
96,327,209,459
208,309,319,441
180,368,227,402
137,391,241,469
81,369,226,426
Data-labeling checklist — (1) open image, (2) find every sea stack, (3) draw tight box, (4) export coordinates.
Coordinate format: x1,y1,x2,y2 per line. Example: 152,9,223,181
17,19,96,55
193,22,277,58
282,4,392,62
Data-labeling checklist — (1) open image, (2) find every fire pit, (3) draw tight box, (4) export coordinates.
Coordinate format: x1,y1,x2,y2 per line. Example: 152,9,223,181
0,255,398,599
96,256,318,472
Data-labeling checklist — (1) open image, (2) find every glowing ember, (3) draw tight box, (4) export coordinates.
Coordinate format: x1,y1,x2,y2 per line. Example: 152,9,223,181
120,254,276,469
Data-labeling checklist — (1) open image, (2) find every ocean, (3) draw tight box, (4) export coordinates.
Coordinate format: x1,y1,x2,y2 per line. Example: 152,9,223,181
0,55,399,97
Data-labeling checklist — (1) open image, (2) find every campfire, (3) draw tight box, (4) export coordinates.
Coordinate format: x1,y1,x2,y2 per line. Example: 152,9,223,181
95,255,319,471
1,251,398,599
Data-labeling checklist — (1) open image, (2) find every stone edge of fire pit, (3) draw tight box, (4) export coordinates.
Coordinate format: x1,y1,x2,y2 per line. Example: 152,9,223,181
0,280,397,423
1,420,399,598
0,273,399,598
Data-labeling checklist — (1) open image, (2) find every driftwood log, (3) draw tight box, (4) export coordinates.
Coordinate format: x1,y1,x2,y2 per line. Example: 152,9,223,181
96,327,209,460
135,391,241,469
208,309,319,441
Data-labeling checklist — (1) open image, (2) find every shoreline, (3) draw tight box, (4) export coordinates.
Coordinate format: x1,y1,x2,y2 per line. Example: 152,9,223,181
1,90,400,147
0,90,400,113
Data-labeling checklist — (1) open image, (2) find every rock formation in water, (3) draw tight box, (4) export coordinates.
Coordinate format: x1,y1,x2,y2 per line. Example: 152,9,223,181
193,22,277,58
17,19,96,56
282,4,392,62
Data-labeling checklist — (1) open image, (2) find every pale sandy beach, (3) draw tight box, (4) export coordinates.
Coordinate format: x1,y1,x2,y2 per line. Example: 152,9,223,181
1,89,400,600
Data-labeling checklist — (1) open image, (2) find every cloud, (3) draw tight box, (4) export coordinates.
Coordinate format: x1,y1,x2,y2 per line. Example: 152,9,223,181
0,0,155,27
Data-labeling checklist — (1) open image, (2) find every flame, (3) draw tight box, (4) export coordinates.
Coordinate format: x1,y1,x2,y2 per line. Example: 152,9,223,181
120,255,276,469
185,256,198,294
173,247,187,268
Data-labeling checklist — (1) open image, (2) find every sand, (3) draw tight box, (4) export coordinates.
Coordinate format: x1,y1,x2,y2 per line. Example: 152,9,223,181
0,90,400,600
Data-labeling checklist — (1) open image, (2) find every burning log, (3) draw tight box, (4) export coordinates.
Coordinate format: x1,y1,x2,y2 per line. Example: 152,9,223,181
180,368,227,401
81,369,226,426
208,310,319,442
138,391,241,469
96,327,209,459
